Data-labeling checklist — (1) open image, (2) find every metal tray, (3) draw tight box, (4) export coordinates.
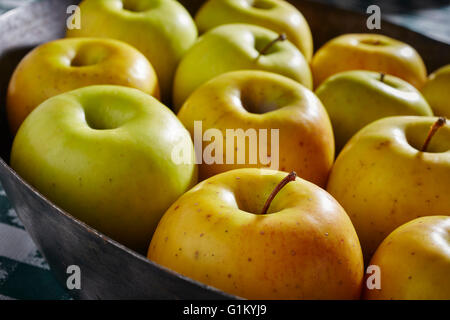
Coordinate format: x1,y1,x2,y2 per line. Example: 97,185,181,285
0,0,448,299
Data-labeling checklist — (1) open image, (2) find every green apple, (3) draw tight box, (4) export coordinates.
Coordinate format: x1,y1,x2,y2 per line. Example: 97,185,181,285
421,64,450,118
172,23,312,111
10,85,197,253
312,34,427,89
7,37,159,135
148,168,364,299
177,70,334,188
316,70,433,152
66,0,197,103
363,215,450,300
195,0,313,61
327,116,450,260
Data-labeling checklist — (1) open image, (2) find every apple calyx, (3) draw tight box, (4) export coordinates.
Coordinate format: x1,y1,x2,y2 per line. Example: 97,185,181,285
421,117,447,152
256,33,287,60
260,171,297,215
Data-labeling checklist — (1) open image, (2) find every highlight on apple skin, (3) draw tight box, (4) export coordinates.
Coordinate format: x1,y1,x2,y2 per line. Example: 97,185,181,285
148,168,364,300
327,116,450,261
10,85,198,253
177,70,334,187
363,216,450,300
172,23,313,111
66,0,198,103
316,70,433,153
6,37,159,135
311,33,427,89
195,0,314,61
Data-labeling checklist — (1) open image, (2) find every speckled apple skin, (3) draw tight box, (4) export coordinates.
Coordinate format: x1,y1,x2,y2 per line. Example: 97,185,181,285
327,116,450,260
149,168,364,300
316,70,433,152
66,0,197,103
178,70,334,188
11,85,197,253
364,216,450,300
195,0,313,61
421,64,450,118
311,34,427,89
172,24,312,110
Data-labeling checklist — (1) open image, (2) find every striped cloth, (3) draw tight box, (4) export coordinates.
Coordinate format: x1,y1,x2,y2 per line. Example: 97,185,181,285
0,0,448,300
0,183,71,299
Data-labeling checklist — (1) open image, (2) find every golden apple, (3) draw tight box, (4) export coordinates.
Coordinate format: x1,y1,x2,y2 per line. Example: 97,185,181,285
172,23,312,111
316,70,433,152
364,216,450,300
177,70,334,187
421,64,450,118
66,0,197,103
7,37,159,134
327,116,450,259
11,85,197,253
311,33,427,89
148,168,364,299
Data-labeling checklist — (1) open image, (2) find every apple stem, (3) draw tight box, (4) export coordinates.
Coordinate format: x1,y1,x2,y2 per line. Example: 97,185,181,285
379,73,385,82
260,171,297,215
256,33,287,60
421,117,446,152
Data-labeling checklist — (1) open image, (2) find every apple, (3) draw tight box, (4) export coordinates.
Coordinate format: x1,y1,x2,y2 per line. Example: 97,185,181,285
327,116,450,260
172,23,312,111
421,64,450,118
195,0,313,61
66,0,197,103
363,216,450,300
316,70,433,152
10,85,197,253
177,70,334,188
148,168,364,299
311,33,427,89
6,37,159,134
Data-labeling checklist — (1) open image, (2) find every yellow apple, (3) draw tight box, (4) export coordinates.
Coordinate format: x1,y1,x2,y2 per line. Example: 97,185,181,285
311,33,427,89
148,168,364,299
66,0,197,103
177,70,334,188
327,116,450,260
364,216,450,300
195,0,313,61
172,23,312,111
11,85,197,253
7,37,159,134
316,70,433,152
421,64,450,118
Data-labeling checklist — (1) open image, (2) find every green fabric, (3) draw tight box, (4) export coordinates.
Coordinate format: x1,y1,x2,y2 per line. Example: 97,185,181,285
0,256,71,300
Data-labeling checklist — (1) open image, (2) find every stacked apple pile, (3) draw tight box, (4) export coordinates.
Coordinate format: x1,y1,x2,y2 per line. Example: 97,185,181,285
5,0,449,300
